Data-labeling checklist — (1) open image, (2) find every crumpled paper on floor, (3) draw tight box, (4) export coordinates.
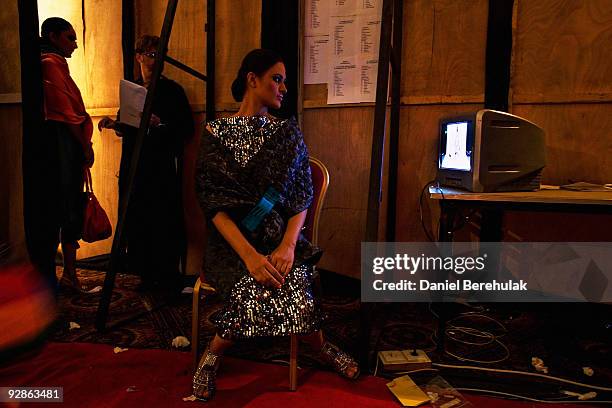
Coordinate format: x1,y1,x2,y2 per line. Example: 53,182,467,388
172,336,190,348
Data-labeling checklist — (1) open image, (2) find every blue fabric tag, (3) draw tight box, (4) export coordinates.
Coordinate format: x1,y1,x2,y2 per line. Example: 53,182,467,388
242,187,280,232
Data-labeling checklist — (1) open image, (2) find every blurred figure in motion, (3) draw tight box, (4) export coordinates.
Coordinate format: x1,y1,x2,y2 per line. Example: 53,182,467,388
0,242,56,362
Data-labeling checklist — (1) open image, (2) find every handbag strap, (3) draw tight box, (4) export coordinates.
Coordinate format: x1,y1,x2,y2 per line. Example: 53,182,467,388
84,167,93,193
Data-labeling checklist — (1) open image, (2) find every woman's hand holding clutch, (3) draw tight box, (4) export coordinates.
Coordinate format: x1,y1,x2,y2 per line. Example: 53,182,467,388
244,251,284,289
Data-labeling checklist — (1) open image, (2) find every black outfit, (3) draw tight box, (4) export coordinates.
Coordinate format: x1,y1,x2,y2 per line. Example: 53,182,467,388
116,77,194,288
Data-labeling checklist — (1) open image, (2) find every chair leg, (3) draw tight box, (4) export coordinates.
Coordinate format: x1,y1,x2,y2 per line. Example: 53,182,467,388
289,334,298,391
191,277,201,373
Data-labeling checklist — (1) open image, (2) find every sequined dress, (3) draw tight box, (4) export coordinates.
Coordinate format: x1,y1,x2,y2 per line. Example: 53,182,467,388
195,115,323,339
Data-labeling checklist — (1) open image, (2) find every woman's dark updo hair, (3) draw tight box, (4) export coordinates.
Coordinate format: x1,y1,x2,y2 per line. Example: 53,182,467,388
41,17,72,40
231,49,284,102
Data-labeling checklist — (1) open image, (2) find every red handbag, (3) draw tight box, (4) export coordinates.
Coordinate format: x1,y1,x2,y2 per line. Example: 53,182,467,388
82,168,112,243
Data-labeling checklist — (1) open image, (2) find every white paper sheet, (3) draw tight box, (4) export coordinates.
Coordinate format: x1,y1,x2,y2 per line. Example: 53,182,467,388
360,0,382,16
360,15,381,55
331,0,359,16
304,35,330,84
119,79,147,128
303,0,383,104
328,56,359,104
359,56,378,102
305,0,329,36
331,15,359,58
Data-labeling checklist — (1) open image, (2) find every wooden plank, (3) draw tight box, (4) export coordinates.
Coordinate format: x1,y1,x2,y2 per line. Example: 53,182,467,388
429,186,612,206
302,107,376,278
215,0,261,105
303,95,485,108
82,0,123,109
512,104,612,186
513,93,612,104
0,93,21,104
0,1,21,94
0,106,27,258
513,0,612,96
401,0,488,97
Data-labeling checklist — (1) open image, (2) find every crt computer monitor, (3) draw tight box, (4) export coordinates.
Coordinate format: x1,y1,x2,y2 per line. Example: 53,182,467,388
437,109,546,192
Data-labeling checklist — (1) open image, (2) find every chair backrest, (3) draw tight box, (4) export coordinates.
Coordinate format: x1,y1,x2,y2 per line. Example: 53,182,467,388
303,157,330,246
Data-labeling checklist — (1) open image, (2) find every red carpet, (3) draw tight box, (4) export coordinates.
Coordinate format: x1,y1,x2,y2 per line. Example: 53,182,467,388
0,342,600,407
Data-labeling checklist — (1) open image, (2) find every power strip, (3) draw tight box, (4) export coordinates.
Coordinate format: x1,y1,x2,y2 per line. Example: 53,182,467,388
378,349,432,371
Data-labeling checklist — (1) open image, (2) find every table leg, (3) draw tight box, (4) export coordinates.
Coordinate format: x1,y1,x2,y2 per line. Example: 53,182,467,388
436,202,458,354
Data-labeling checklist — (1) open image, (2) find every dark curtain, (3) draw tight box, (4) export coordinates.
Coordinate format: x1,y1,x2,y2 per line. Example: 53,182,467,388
484,0,514,112
261,0,299,119
122,0,135,81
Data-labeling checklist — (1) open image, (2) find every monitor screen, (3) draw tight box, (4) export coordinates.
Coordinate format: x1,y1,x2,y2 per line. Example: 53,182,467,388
439,121,472,171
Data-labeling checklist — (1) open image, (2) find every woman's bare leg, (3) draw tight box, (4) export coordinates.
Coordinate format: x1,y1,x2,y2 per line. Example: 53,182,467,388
300,330,324,349
193,333,233,401
61,241,80,289
301,330,359,379
208,333,233,355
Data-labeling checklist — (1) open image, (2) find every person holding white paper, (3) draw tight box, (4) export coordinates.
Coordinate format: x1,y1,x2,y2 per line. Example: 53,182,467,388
98,35,194,293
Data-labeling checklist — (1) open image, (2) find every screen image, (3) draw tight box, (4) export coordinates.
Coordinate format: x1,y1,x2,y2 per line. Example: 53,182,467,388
439,121,471,171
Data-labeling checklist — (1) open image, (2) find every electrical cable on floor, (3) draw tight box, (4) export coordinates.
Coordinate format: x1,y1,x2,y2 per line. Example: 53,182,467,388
393,368,440,375
438,311,510,364
426,305,612,394
434,363,612,392
455,388,612,404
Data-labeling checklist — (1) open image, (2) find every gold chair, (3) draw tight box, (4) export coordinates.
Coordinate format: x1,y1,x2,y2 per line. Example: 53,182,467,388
191,157,330,391
289,156,329,390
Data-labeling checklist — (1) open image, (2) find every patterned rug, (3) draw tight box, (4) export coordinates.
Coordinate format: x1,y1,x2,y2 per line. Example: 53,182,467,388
49,267,612,398
49,267,362,368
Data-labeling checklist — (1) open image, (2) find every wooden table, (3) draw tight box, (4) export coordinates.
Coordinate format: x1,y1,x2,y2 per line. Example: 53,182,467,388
428,186,612,352
429,186,612,242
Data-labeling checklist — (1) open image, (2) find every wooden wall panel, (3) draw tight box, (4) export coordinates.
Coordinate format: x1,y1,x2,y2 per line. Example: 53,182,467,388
302,107,375,278
135,0,206,107
83,0,123,109
1,2,25,260
135,0,260,110
0,106,25,260
505,1,612,243
512,104,612,186
215,0,261,108
0,2,21,94
513,0,612,100
401,0,488,98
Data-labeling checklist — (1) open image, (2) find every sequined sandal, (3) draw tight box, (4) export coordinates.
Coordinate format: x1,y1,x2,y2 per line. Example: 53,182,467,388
193,348,221,401
320,341,360,380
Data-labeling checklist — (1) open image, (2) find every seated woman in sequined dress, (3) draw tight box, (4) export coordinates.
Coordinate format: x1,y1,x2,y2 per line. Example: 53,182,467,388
193,49,359,401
